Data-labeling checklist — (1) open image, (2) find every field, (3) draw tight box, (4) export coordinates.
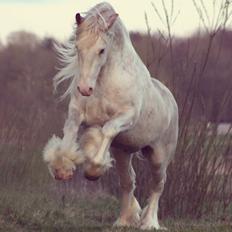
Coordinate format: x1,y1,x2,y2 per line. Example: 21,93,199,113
0,126,231,232
0,143,231,232
0,187,231,232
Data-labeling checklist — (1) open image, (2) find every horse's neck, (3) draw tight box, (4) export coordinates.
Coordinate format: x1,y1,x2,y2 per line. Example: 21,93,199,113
113,20,137,58
96,19,151,92
105,21,143,74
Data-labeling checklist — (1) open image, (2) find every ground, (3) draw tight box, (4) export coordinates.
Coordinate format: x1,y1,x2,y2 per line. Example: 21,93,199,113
0,188,231,232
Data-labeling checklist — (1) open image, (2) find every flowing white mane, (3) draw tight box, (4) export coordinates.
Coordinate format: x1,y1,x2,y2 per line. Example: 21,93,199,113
53,39,78,99
53,2,117,99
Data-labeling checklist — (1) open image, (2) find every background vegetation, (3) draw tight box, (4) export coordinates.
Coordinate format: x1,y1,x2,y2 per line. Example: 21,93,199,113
0,0,231,231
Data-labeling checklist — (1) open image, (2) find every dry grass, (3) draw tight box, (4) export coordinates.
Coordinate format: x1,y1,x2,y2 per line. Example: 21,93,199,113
0,187,231,232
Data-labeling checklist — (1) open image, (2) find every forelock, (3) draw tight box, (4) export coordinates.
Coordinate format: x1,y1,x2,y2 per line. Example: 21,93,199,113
75,2,116,47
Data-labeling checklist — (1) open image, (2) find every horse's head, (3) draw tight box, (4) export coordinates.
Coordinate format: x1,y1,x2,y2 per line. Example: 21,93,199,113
75,3,118,96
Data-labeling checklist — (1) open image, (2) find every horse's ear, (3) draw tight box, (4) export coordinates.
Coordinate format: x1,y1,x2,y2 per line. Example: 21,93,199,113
75,13,84,25
106,13,118,30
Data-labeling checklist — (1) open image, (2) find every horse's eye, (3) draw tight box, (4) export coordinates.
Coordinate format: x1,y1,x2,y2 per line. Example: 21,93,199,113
99,49,105,55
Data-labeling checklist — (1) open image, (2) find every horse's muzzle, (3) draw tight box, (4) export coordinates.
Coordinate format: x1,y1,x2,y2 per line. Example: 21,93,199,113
77,86,93,96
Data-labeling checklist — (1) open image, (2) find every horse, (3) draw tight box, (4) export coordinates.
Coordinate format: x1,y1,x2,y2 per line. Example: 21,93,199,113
43,2,178,230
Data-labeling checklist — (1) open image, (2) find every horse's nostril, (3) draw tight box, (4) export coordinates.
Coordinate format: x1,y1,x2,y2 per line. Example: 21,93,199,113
89,87,93,94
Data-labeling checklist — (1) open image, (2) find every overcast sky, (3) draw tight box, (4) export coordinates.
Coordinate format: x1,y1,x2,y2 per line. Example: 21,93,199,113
0,0,231,43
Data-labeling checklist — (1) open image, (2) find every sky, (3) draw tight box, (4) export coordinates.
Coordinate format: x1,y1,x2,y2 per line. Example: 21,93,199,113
0,0,231,43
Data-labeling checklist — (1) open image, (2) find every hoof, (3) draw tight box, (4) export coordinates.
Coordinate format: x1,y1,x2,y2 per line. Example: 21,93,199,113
139,217,162,231
54,172,73,181
139,223,167,231
113,219,132,228
84,173,100,181
113,214,140,228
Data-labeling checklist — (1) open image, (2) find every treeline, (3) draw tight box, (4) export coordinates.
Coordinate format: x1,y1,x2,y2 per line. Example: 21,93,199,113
0,32,61,146
0,30,231,146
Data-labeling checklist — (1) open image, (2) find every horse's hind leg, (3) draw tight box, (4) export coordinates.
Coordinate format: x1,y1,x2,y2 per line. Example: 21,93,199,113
111,147,141,227
140,143,175,230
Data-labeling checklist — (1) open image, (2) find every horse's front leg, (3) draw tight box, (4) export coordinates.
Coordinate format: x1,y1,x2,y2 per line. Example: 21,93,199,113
91,108,136,165
61,101,83,156
43,97,84,179
55,96,86,166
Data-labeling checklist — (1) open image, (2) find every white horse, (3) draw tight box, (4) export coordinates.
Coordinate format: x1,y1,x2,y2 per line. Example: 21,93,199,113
43,2,178,230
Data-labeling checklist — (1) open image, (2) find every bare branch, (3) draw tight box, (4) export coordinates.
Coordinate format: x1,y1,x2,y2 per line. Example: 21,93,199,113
151,2,166,27
192,0,209,32
200,0,210,26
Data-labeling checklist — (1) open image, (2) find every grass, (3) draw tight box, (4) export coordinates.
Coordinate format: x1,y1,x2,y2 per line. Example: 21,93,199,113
0,187,231,232
0,142,231,232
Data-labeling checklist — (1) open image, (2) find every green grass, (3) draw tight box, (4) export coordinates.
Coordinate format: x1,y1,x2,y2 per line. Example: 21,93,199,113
0,188,231,232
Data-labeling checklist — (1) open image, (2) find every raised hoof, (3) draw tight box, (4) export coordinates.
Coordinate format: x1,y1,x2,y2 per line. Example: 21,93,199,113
84,173,100,181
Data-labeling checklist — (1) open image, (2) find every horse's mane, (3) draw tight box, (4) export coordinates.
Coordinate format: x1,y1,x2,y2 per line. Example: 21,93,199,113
53,2,117,99
53,39,78,99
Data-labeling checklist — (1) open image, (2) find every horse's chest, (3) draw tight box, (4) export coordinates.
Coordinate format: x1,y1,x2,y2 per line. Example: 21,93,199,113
83,98,116,126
